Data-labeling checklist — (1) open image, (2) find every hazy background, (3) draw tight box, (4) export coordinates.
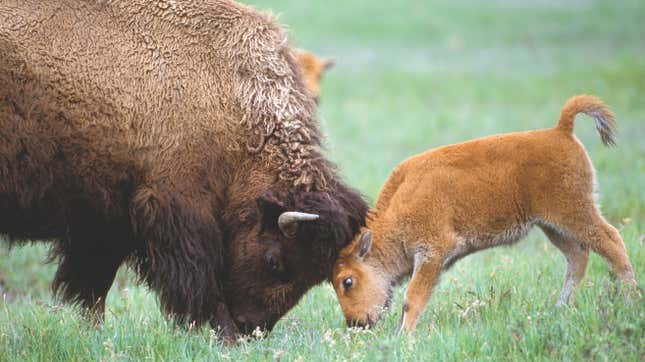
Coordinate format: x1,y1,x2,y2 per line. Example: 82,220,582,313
1,0,643,360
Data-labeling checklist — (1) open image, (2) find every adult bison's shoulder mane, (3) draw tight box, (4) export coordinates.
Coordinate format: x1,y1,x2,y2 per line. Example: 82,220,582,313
213,2,331,190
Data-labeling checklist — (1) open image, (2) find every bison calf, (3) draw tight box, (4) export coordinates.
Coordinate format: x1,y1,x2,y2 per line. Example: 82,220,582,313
295,50,334,102
332,95,639,332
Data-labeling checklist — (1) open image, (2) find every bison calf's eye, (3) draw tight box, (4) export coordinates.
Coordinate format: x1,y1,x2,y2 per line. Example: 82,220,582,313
343,277,354,290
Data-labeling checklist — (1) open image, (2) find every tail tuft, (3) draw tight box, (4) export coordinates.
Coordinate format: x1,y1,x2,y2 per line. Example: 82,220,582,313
557,94,617,146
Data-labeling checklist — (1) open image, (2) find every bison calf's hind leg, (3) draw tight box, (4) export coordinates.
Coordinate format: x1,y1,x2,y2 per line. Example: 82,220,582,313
547,209,639,298
540,225,589,306
52,237,129,322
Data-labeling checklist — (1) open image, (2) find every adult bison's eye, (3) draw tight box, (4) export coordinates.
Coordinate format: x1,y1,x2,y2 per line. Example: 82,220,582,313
265,253,280,272
342,277,354,290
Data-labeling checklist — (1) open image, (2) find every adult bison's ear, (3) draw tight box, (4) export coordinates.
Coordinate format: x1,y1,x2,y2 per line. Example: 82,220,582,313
327,183,369,249
256,191,287,231
257,190,320,238
291,184,368,262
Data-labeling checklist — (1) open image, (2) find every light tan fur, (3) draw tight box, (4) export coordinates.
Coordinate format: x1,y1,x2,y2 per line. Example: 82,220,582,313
332,95,639,332
295,49,334,102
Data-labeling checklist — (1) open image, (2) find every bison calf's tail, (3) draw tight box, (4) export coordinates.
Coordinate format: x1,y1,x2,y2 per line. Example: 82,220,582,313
556,94,617,146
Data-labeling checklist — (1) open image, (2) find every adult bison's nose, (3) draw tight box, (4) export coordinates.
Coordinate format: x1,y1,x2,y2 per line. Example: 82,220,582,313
234,315,272,336
234,315,251,334
347,316,372,329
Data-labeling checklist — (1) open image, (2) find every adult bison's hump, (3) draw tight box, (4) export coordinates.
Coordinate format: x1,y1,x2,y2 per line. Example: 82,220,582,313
0,1,272,239
0,0,249,155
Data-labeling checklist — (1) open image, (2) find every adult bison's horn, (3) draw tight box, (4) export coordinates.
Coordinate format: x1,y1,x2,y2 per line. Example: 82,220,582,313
278,212,319,238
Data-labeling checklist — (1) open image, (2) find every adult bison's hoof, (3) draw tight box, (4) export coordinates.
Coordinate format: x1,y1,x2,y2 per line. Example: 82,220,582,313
212,321,241,346
233,314,278,339
212,303,242,345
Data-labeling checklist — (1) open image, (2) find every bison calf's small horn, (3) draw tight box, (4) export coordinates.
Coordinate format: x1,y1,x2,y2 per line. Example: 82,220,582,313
278,212,320,238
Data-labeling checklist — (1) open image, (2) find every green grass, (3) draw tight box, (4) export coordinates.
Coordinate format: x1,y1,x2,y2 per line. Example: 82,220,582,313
2,0,644,360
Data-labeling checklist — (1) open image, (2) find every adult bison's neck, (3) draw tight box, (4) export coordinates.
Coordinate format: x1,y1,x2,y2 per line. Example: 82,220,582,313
227,24,326,191
240,121,335,193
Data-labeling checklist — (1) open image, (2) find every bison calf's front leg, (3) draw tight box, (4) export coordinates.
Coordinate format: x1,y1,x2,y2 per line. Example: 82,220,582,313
398,252,443,333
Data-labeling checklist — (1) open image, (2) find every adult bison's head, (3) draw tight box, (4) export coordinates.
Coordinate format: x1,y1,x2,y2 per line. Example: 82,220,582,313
226,185,367,334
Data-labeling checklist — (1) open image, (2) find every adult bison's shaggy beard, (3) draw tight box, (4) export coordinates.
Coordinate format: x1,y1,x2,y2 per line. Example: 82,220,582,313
0,0,367,340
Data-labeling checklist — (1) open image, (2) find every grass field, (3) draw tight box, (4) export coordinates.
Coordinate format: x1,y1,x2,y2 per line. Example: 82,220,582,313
1,0,644,360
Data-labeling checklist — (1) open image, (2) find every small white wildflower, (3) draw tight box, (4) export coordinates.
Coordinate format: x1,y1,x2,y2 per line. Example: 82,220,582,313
322,329,335,347
208,328,218,347
251,326,266,339
460,299,486,320
273,350,286,360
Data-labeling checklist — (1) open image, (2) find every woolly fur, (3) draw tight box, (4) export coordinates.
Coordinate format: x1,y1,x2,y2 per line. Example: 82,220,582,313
0,0,367,337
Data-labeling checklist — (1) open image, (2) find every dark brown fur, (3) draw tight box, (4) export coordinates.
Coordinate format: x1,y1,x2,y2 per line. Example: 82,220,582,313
0,0,367,339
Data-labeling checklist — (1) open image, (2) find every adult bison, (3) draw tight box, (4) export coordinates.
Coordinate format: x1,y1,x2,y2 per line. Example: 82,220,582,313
0,0,367,340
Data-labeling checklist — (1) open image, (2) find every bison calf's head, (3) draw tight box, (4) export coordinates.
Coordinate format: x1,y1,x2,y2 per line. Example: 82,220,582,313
226,187,367,335
332,231,391,328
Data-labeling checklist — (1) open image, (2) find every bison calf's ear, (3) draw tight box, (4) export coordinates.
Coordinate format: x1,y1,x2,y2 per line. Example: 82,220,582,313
323,58,335,71
357,231,372,260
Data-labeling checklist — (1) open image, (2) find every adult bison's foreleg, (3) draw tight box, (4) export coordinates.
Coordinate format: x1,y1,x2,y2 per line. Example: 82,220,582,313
130,186,237,337
213,301,241,344
51,233,129,322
